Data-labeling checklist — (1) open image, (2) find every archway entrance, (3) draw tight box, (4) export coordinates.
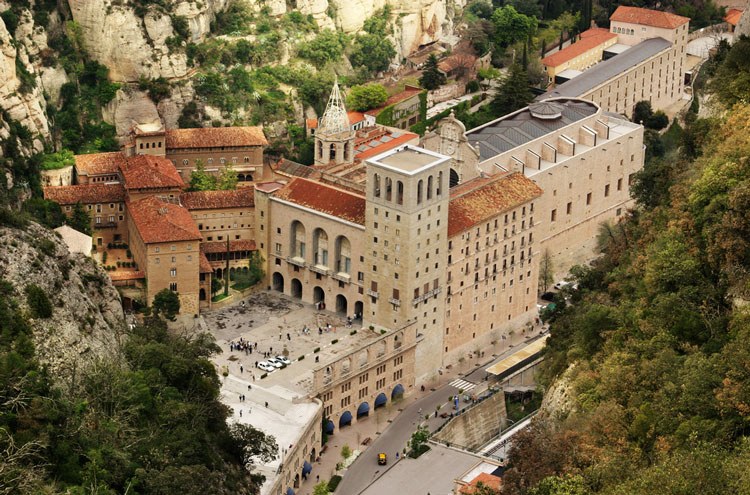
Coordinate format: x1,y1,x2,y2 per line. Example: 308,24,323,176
291,278,302,299
374,393,387,409
336,294,347,314
354,300,363,319
310,448,317,463
325,420,335,435
199,288,206,301
294,473,300,488
392,384,404,400
339,411,352,428
357,402,370,419
272,272,284,292
313,286,325,304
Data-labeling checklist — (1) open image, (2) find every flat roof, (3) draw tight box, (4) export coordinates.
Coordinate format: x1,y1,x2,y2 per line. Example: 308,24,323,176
605,43,632,54
485,334,549,376
367,144,450,175
466,99,599,161
557,69,583,79
538,37,672,100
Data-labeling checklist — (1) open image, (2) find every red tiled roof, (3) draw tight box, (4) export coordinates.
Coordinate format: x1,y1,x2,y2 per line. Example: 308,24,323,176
127,196,202,244
74,151,125,176
273,178,366,225
725,8,743,26
365,85,423,117
199,252,212,273
610,6,690,29
120,155,184,190
181,188,254,210
200,240,257,254
307,111,366,130
541,29,617,68
165,127,268,149
459,473,502,494
448,172,543,237
356,132,419,160
43,183,126,205
438,52,479,73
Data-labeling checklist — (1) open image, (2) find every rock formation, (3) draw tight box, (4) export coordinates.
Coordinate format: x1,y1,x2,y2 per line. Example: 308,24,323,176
0,222,125,381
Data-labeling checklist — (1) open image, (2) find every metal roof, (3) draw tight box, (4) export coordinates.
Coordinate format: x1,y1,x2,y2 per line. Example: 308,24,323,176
537,37,672,101
466,99,599,161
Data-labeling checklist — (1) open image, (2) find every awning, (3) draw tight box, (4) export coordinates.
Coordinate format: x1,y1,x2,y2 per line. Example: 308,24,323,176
340,411,352,426
374,393,387,407
286,488,295,495
325,420,335,434
485,334,550,377
392,384,404,399
302,461,312,475
357,402,370,417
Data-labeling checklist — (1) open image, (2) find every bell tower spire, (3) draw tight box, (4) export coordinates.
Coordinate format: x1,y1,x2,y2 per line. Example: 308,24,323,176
315,79,355,166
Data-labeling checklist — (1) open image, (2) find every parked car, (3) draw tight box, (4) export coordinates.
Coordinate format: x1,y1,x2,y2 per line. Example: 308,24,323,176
378,453,387,465
275,355,291,365
267,358,284,368
258,362,275,372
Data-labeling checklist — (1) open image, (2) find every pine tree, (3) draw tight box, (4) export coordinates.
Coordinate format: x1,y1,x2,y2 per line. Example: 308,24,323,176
419,54,446,90
491,64,533,117
69,201,92,235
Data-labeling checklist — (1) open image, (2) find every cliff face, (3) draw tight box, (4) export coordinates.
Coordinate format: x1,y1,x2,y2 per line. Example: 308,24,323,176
0,222,125,380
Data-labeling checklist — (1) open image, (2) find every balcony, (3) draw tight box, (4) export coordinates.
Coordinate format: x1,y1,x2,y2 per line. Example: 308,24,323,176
367,289,379,298
412,286,442,306
332,272,351,283
388,298,401,307
94,221,118,229
310,265,329,276
286,256,306,268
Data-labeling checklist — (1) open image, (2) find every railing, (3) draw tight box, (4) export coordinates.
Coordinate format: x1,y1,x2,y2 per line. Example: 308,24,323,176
332,272,351,283
412,286,442,306
388,298,401,307
94,221,118,229
366,289,379,298
286,256,306,268
310,265,329,276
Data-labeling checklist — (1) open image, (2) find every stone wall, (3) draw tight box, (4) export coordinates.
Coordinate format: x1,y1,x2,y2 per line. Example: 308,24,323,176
433,391,507,451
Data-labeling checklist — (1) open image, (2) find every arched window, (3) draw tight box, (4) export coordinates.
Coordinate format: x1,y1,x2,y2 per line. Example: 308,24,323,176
373,174,381,198
396,181,404,205
417,179,423,204
313,228,329,267
344,142,349,161
330,143,336,161
427,175,433,200
290,221,306,259
385,177,392,201
450,169,460,188
437,171,443,196
318,140,323,158
335,236,351,274
244,156,249,163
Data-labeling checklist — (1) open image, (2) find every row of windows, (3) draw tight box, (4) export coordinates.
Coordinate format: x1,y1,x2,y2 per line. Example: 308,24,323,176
154,243,192,253
154,256,191,265
72,203,124,213
372,172,444,205
175,156,251,166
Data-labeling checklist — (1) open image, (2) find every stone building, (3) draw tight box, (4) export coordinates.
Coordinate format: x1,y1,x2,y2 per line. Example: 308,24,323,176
539,6,690,116
541,28,618,87
365,85,424,130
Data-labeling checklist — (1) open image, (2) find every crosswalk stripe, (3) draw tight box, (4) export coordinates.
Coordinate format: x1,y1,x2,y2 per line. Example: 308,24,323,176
448,378,475,391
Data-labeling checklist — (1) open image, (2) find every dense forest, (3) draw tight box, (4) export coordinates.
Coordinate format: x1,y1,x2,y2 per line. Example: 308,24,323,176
500,38,750,495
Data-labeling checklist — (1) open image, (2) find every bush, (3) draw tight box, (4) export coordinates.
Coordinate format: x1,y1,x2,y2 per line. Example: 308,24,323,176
350,330,357,335
298,355,305,361
260,373,268,379
26,284,53,318
328,475,342,491
331,339,338,344
380,329,387,334
314,347,321,353
466,79,480,93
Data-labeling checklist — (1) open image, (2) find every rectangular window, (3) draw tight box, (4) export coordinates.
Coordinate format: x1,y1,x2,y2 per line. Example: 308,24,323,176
170,268,177,277
617,178,623,191
169,282,177,291
586,192,592,205
551,209,557,222
566,202,572,215
604,184,610,197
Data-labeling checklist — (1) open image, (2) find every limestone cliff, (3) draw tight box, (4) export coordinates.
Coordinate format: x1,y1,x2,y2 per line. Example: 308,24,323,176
0,222,125,380
537,363,578,423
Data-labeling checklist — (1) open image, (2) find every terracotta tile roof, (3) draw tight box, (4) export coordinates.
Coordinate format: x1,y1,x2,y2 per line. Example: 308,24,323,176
725,8,743,25
459,473,502,494
448,172,543,237
127,196,202,244
307,111,366,130
438,52,479,73
356,132,419,160
165,127,268,149
610,6,689,29
272,159,320,180
365,85,423,117
273,178,366,225
109,270,145,281
199,252,213,273
181,188,254,210
200,240,257,254
120,155,184,190
541,29,617,67
74,151,125,176
43,183,126,205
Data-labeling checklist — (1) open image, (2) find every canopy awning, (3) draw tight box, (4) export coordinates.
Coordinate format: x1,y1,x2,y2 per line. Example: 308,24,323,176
302,461,312,475
286,488,295,495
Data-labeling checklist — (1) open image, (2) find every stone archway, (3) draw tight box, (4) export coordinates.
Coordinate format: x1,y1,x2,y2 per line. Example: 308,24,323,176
335,294,347,314
291,278,302,299
354,300,363,319
313,286,325,304
272,272,284,292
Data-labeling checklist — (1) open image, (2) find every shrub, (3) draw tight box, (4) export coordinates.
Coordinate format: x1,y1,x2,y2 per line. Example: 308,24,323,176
350,330,357,335
260,373,268,379
329,475,342,491
466,79,480,93
314,347,321,353
26,284,53,318
380,329,387,334
331,339,338,344
298,355,305,361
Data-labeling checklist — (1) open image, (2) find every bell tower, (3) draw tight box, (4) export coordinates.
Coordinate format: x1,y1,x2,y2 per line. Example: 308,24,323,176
314,79,355,166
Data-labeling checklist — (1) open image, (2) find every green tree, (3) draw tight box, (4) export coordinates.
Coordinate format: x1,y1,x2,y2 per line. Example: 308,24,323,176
632,100,654,125
297,29,349,67
22,198,65,229
313,481,330,495
69,201,92,235
419,54,446,90
347,84,388,111
341,444,351,459
409,425,430,456
528,474,588,495
349,34,396,75
466,0,494,19
41,149,75,170
211,276,223,296
25,284,52,318
491,64,532,116
152,288,180,320
491,6,537,48
188,159,219,191
538,249,554,294
218,164,238,190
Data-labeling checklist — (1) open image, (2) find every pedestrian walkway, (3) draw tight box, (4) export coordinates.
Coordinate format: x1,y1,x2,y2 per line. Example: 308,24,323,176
448,378,476,392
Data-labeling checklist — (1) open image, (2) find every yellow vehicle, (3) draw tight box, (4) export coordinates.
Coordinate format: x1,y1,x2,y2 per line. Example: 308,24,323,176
378,453,387,465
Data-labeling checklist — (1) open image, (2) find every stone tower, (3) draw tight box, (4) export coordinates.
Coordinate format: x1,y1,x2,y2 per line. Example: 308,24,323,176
363,144,451,384
314,79,355,166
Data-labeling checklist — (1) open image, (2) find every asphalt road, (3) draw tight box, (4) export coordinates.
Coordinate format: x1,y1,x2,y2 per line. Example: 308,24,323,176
336,333,547,495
